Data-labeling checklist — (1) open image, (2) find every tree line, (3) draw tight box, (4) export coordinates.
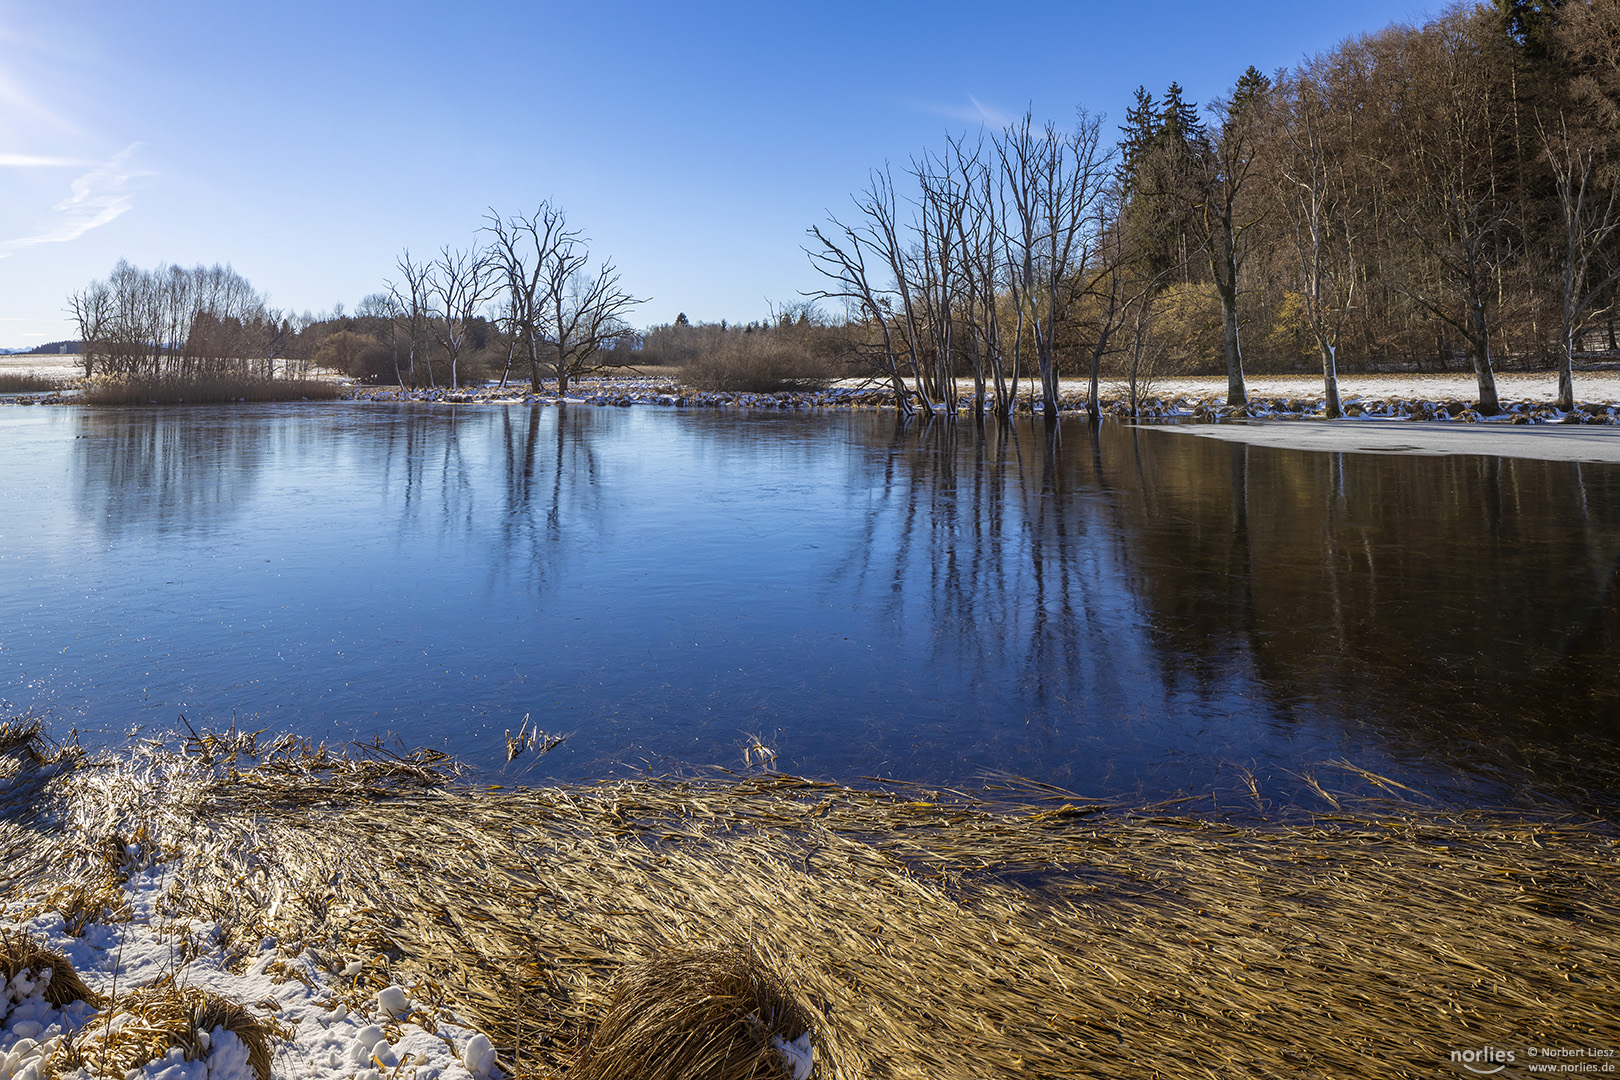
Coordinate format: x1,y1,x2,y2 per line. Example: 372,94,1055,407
64,2,1620,411
810,0,1620,418
66,202,648,394
68,261,293,380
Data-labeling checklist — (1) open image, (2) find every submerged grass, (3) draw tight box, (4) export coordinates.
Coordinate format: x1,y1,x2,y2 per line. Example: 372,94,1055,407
4,732,1617,1079
79,374,346,405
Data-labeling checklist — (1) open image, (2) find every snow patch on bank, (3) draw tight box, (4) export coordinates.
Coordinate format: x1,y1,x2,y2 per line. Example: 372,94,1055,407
2,867,499,1080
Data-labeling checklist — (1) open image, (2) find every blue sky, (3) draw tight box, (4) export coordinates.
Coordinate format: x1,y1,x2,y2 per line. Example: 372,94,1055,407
1,0,1438,347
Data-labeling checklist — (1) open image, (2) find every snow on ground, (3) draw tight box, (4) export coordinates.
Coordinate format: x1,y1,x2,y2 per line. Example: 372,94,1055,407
1159,417,1620,464
0,356,78,381
1,867,498,1080
1117,370,1620,403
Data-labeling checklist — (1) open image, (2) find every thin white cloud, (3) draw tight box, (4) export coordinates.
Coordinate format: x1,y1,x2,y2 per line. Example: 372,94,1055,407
0,144,146,259
967,95,1017,128
910,95,1018,129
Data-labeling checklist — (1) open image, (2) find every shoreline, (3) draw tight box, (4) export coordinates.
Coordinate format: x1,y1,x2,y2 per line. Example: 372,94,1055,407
14,370,1620,466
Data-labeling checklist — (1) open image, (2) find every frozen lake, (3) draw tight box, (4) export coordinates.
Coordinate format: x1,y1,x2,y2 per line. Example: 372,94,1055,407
3,402,1618,811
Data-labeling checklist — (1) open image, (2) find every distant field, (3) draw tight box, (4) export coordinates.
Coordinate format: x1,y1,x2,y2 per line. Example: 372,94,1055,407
0,354,78,380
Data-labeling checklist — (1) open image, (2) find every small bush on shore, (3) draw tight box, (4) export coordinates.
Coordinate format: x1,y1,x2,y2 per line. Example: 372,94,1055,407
644,308,855,392
681,333,842,393
79,374,346,405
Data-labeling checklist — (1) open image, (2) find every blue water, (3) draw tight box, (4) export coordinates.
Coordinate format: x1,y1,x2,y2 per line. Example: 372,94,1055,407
3,402,1618,809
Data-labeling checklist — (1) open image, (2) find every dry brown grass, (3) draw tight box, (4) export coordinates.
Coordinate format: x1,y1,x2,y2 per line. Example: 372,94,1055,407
0,715,52,763
3,735,1618,1080
58,986,286,1080
0,372,69,393
682,336,841,394
0,929,99,1007
79,373,346,405
573,948,816,1080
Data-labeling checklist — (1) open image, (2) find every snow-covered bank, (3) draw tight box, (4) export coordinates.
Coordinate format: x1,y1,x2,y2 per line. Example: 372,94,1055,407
344,370,1620,430
1163,417,1620,463
5,724,1619,1080
3,863,498,1080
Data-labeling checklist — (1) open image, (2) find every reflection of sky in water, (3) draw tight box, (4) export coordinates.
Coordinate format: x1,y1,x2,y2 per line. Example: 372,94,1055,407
1,403,1618,811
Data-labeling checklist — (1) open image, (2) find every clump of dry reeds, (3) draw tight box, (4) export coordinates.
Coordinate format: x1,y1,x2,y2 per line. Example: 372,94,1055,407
60,986,285,1080
0,929,100,1007
0,714,80,771
574,948,816,1080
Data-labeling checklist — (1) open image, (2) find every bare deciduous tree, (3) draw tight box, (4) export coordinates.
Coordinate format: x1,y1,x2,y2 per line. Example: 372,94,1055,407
387,251,434,388
998,109,1113,422
1277,64,1360,418
806,213,917,414
67,260,276,381
1195,68,1271,408
1383,8,1516,414
1540,0,1620,409
427,245,496,390
485,203,644,396
809,168,935,416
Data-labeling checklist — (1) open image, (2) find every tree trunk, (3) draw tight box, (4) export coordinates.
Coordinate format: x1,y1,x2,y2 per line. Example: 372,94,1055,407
1088,353,1102,423
1319,340,1343,418
1557,347,1576,411
1221,289,1246,407
1470,300,1502,415
1557,240,1579,412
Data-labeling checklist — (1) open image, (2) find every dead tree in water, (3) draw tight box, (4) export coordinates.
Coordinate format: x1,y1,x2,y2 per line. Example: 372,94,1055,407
808,168,933,417
806,217,917,415
998,110,1112,422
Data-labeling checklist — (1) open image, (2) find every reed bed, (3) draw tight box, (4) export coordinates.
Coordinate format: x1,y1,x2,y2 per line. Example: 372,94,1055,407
4,727,1618,1079
0,373,70,394
78,374,346,405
